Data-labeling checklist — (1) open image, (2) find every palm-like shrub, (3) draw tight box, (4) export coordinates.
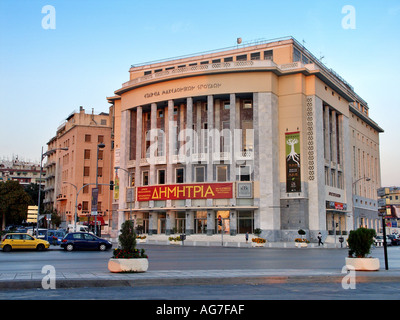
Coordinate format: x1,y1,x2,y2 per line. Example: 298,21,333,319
347,228,376,258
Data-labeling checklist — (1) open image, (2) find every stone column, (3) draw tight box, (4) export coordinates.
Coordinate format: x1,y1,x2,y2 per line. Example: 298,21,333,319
307,96,326,238
118,109,130,233
207,209,215,235
135,106,142,211
229,209,237,235
185,210,194,235
253,92,280,241
207,95,214,182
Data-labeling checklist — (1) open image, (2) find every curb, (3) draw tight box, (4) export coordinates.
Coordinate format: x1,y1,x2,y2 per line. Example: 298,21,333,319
2,272,400,290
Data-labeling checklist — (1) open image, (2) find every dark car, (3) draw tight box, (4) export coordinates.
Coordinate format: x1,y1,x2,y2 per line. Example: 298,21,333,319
61,232,112,251
388,234,400,246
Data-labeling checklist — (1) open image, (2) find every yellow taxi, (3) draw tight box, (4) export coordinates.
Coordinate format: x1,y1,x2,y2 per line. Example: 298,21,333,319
1,233,50,252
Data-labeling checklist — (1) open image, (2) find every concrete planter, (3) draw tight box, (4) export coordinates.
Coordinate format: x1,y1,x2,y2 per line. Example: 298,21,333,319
295,242,308,248
251,242,266,247
169,241,182,245
137,238,147,243
345,257,380,271
108,258,148,273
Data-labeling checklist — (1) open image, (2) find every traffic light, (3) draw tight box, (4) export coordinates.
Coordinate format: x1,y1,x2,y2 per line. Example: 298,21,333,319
218,215,222,226
110,180,114,190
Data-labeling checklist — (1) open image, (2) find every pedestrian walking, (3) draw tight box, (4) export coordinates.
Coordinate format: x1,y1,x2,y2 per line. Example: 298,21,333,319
245,232,249,243
317,232,324,246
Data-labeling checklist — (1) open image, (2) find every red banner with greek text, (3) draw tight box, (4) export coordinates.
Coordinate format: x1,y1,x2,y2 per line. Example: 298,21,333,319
137,183,233,201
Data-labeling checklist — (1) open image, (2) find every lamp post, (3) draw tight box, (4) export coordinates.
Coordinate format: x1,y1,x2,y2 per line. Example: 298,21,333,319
94,143,105,236
36,146,68,237
114,166,134,222
352,176,371,228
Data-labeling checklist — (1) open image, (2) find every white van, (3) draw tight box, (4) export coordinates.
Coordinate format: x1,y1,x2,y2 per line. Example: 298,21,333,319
67,224,91,233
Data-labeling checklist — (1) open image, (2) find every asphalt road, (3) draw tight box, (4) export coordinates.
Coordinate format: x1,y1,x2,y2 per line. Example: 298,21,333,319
0,244,399,274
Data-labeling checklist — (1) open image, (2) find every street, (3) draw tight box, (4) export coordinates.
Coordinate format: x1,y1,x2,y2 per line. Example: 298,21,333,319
0,244,399,273
0,244,399,301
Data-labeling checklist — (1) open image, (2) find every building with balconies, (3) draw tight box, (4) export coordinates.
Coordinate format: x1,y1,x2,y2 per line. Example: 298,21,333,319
108,36,383,242
44,106,114,233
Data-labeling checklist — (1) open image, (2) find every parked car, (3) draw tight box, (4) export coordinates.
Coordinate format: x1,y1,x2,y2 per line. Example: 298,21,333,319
388,234,400,246
374,235,392,246
46,229,66,245
1,233,50,252
61,232,112,251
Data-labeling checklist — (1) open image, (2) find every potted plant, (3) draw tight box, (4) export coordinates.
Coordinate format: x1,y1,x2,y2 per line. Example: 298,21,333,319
251,237,267,247
295,229,308,247
346,228,380,271
251,228,266,247
169,236,182,245
136,235,147,243
108,220,148,273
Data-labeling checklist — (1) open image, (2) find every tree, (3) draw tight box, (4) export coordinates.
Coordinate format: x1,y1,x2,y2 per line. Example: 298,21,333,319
0,180,32,229
118,220,137,252
286,138,300,166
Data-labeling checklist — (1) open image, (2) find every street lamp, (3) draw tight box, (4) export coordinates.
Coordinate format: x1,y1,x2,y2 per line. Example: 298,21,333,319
36,146,68,237
352,176,371,228
94,143,105,236
114,166,134,221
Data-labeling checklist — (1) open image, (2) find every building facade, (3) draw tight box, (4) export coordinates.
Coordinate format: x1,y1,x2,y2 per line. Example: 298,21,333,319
108,37,383,242
44,106,114,233
0,157,42,186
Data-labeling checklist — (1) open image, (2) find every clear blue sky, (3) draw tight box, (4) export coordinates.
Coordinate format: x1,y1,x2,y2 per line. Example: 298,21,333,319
0,0,399,187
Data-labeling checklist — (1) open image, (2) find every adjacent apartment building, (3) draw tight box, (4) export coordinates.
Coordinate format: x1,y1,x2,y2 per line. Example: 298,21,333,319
106,36,383,242
44,106,114,234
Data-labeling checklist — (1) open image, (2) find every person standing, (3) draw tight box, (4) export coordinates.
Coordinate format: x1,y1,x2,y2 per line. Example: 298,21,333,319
245,232,249,243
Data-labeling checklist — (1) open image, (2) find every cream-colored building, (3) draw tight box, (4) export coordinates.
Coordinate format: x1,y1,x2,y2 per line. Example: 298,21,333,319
108,37,383,242
44,106,114,234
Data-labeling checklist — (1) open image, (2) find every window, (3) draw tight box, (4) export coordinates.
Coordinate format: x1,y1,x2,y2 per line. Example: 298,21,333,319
195,166,205,182
223,102,230,110
158,110,164,118
83,185,89,194
250,52,260,60
224,57,233,62
176,168,184,183
98,150,103,160
84,167,90,177
239,165,251,181
97,167,102,177
98,135,104,143
217,165,227,182
243,100,252,109
264,50,273,60
158,169,165,185
84,149,90,160
100,119,107,125
144,71,152,75
82,201,89,211
200,61,209,65
212,59,221,63
236,54,247,61
142,171,149,186
85,134,91,142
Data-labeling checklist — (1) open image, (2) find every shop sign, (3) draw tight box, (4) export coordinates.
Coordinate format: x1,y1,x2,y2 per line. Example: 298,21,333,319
137,183,233,201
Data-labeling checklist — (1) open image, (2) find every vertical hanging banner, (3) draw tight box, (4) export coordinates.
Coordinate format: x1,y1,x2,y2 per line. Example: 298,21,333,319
286,131,301,192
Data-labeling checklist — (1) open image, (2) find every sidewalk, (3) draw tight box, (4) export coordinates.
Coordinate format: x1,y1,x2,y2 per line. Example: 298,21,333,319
1,267,400,290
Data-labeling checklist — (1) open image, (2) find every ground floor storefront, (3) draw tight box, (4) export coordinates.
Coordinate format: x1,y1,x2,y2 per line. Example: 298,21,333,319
120,209,255,236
